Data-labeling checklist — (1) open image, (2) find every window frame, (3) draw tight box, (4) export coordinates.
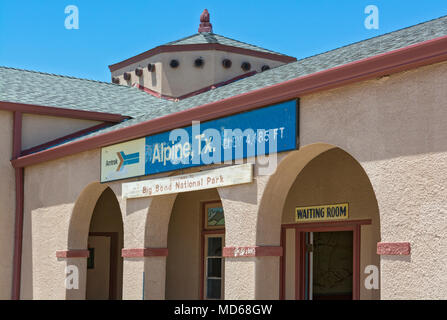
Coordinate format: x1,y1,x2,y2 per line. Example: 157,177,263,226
202,233,225,300
200,200,225,300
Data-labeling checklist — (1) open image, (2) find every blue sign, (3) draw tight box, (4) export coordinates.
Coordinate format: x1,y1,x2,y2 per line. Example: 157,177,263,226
144,99,298,175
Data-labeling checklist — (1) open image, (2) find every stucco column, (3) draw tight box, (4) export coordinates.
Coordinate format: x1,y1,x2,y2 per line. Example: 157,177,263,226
122,194,176,300
218,166,281,300
64,257,88,300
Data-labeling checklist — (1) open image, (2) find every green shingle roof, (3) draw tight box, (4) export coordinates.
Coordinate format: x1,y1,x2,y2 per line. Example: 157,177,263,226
2,14,447,150
165,32,290,57
0,67,173,118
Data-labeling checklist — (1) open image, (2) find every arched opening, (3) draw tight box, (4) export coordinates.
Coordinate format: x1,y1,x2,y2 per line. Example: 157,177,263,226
68,183,124,300
257,144,380,300
165,188,224,300
86,187,124,300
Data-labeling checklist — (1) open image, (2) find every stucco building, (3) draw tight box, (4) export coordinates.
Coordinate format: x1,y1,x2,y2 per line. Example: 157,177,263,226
0,10,446,300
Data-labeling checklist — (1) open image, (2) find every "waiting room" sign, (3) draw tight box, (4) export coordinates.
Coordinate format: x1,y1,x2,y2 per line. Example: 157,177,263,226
295,203,349,223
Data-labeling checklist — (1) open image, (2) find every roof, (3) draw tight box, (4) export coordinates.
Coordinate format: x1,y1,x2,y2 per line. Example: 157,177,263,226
108,31,296,72
2,14,447,154
0,66,174,118
164,32,289,57
63,14,447,142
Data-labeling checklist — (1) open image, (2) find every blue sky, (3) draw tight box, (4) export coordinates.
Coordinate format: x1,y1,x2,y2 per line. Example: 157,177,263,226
1,1,446,82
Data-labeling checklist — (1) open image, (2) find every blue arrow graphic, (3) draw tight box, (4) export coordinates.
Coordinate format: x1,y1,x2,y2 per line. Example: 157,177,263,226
117,151,140,171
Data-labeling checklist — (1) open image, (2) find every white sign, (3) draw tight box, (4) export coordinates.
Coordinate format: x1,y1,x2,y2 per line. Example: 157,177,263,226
122,163,253,199
101,138,145,183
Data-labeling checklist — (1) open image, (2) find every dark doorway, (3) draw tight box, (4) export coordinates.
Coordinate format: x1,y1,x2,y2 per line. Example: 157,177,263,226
303,231,353,300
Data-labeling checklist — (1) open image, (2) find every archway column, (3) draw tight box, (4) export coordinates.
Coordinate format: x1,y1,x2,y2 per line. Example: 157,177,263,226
55,249,90,299
218,170,282,300
121,194,176,300
122,255,167,300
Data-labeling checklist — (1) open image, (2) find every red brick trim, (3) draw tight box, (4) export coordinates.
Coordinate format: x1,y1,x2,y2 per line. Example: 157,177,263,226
121,248,169,258
222,246,283,258
132,85,178,101
0,101,129,122
377,242,411,256
56,250,90,258
109,43,297,72
11,35,447,169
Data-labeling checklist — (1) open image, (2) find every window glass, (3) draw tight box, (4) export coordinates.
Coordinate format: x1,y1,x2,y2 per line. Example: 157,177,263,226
207,258,222,278
206,279,222,299
207,206,225,227
207,237,222,256
205,236,224,299
313,231,353,300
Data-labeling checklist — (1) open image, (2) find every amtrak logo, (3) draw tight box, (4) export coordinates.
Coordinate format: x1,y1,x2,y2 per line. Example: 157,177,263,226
116,151,140,171
101,138,146,183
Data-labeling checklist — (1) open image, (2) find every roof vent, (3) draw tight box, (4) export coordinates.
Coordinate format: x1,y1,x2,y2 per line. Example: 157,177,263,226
123,72,131,81
170,59,179,68
222,59,232,69
135,68,143,77
194,57,204,68
112,77,120,84
241,62,251,71
198,9,213,33
261,65,270,72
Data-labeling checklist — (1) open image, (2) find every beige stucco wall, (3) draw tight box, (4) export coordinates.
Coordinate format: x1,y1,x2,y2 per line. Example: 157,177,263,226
112,50,284,98
165,189,220,299
21,114,101,150
300,60,447,299
21,149,102,299
0,110,15,299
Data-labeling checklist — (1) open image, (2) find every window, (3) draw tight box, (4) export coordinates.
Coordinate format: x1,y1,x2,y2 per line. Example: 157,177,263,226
205,203,225,229
202,201,225,300
204,234,224,299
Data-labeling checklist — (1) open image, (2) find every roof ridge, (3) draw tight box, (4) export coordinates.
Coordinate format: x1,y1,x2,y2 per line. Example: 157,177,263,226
210,33,288,56
164,31,291,57
297,14,447,63
164,33,202,45
0,65,128,88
